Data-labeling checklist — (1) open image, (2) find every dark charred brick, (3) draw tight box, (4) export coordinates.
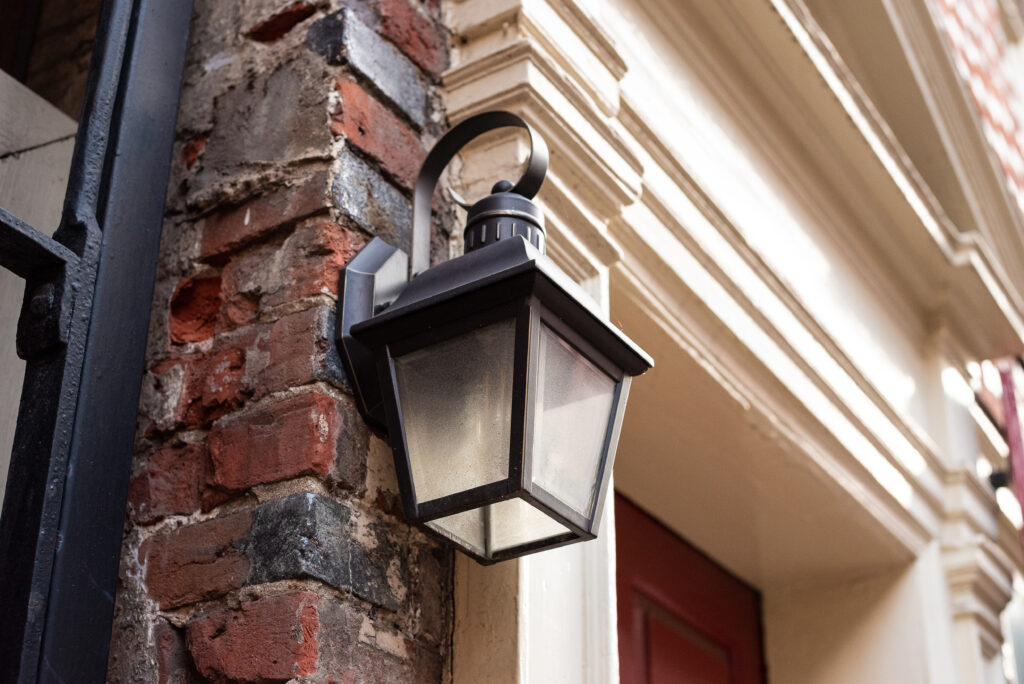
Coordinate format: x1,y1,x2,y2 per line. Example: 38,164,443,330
350,516,408,612
240,493,351,589
246,1,317,43
306,10,347,65
411,543,451,644
307,10,425,126
333,147,412,253
196,54,331,190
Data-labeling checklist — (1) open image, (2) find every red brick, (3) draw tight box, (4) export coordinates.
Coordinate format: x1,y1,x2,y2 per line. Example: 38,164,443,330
200,171,330,258
379,0,447,76
265,221,366,307
336,79,423,188
152,308,343,434
175,337,255,429
142,510,252,608
129,443,203,524
246,1,316,43
207,392,340,492
198,344,250,415
169,276,222,344
154,619,202,684
218,244,275,329
186,593,321,682
220,223,363,324
252,309,324,397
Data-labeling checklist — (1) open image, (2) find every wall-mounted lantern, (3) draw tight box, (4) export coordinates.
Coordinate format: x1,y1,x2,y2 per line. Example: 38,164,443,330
337,111,652,564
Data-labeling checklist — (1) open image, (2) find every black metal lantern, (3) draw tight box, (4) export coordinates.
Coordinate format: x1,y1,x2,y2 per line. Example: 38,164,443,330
337,112,652,564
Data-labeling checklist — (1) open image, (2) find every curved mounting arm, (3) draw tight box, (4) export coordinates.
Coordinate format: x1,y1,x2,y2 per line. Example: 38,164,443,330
339,112,547,428
411,111,549,278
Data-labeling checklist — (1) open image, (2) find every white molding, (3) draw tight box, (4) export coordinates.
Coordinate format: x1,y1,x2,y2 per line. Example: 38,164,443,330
943,535,1016,660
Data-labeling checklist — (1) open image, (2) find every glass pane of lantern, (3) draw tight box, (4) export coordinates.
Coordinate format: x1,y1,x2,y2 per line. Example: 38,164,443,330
427,498,571,558
531,325,617,517
394,319,516,504
487,497,570,551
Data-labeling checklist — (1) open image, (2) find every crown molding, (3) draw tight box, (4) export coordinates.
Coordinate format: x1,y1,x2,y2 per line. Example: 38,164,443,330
943,536,1016,658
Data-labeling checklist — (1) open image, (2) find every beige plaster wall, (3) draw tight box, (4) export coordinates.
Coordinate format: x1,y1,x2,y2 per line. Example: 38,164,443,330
763,543,958,684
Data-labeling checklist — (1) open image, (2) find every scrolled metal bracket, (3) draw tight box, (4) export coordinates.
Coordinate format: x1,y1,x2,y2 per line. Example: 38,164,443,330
337,111,548,430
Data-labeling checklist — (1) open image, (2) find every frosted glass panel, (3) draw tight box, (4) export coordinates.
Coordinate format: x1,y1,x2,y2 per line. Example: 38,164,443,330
394,320,516,503
428,498,571,558
531,325,616,517
427,507,486,555
487,497,570,551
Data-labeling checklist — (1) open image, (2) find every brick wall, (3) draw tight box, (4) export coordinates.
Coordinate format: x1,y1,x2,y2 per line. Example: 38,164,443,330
106,1,454,681
934,0,1024,217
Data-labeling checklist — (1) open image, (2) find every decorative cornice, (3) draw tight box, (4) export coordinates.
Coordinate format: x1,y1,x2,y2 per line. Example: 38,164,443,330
444,43,642,216
770,0,1024,357
943,536,1015,658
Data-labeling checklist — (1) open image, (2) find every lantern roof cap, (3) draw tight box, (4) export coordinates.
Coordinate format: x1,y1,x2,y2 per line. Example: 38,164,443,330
351,236,653,375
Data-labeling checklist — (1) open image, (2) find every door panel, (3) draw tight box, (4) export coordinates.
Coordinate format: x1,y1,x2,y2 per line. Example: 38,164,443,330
617,493,765,684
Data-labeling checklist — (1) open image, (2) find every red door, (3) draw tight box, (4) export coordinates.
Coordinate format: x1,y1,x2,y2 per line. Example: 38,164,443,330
616,494,765,684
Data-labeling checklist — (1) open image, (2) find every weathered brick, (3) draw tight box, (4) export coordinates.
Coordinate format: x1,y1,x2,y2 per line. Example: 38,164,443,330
207,392,341,492
195,54,331,192
142,510,252,609
307,10,426,126
330,392,370,490
249,306,347,397
186,593,321,682
140,358,187,434
333,147,412,252
169,276,222,344
115,0,456,676
200,170,330,258
200,343,251,413
218,222,362,328
335,79,423,188
380,0,446,76
317,601,435,682
129,443,203,524
411,543,451,644
167,338,254,430
241,493,350,588
219,244,274,329
266,221,366,306
150,308,346,435
154,619,203,684
246,1,316,43
350,515,409,612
